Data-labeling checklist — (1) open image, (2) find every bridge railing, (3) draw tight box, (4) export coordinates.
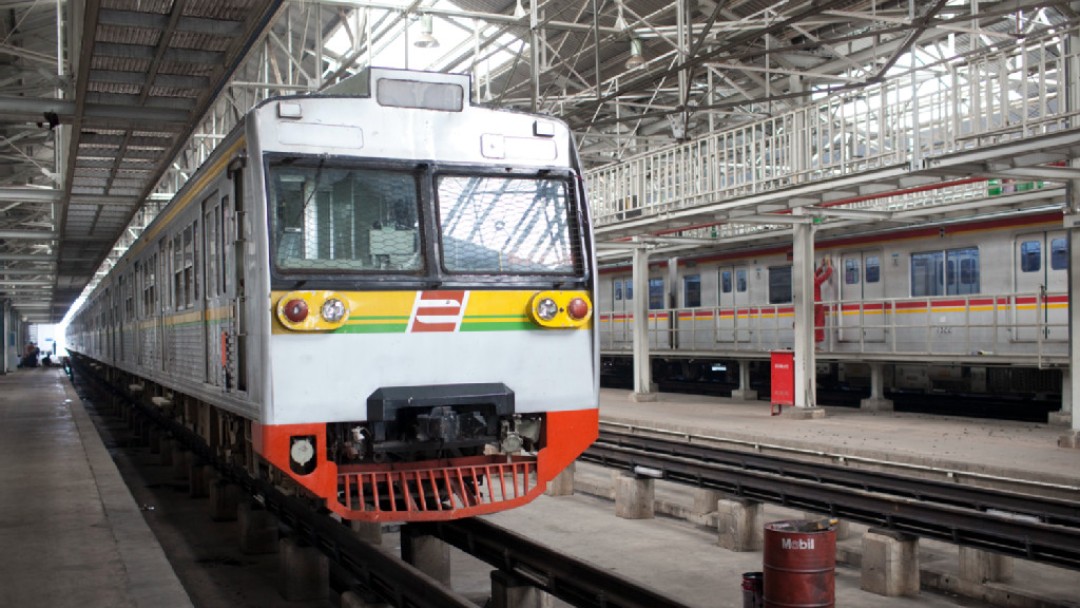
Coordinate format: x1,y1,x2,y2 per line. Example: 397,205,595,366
586,28,1077,227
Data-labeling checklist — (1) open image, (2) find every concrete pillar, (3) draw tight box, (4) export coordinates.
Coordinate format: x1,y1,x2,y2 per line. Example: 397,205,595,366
277,536,328,600
631,246,658,402
692,488,723,519
716,497,762,552
401,531,451,586
188,463,210,498
172,449,190,480
792,209,817,410
731,361,758,401
238,501,279,554
490,570,553,608
1049,371,1072,426
209,479,240,521
959,547,1013,583
349,521,383,545
861,528,919,596
614,473,655,519
544,462,575,497
159,438,174,466
1065,178,1080,448
341,590,388,608
860,362,894,411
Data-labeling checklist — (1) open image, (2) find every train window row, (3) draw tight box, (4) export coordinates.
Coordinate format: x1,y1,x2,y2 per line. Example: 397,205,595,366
611,238,1070,309
1020,238,1068,273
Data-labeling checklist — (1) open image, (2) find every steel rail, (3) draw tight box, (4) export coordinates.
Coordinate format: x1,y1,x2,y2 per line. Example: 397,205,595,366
70,361,474,608
596,429,1080,527
583,439,1080,570
407,518,693,608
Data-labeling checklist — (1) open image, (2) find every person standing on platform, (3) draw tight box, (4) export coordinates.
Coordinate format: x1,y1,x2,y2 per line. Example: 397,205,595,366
814,257,833,345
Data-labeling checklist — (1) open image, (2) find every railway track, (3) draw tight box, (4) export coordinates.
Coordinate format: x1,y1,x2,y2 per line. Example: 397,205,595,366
72,362,692,608
585,429,1080,570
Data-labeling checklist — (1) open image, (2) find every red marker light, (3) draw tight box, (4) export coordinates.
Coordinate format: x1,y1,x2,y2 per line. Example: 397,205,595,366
283,299,308,323
567,297,589,320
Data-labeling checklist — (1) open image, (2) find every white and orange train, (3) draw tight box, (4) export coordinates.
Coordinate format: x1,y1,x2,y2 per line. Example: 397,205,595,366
66,68,599,521
598,207,1068,397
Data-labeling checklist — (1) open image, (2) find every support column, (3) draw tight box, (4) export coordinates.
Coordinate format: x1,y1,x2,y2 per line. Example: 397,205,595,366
790,210,824,418
401,528,451,586
349,521,383,545
631,245,657,402
731,361,758,400
238,501,279,554
1050,368,1072,426
959,547,1012,584
277,537,328,600
1063,178,1080,448
209,478,240,521
490,570,554,608
861,529,919,596
544,462,575,496
716,497,762,551
614,472,655,519
860,362,893,411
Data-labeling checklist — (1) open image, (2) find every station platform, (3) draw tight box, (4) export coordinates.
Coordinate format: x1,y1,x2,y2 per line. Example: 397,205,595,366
0,368,192,608
598,388,1080,489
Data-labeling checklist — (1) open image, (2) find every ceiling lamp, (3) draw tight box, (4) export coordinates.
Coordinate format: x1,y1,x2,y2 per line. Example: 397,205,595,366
513,0,527,19
414,14,439,48
625,38,646,70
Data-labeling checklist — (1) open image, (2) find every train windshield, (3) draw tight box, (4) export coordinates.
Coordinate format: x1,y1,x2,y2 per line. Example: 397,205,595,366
436,175,579,274
268,159,422,273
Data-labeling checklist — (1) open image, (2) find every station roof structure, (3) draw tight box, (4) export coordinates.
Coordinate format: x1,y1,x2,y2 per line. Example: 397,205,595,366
0,0,1078,322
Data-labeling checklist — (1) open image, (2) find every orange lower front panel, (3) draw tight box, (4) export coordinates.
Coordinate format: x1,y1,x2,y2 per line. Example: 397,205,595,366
253,407,599,522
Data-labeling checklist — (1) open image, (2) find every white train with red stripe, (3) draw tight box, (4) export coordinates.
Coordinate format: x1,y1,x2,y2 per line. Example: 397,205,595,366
66,68,599,521
597,208,1068,401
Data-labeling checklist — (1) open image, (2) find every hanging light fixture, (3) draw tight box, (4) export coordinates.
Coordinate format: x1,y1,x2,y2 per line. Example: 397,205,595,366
414,14,439,48
625,38,646,70
513,0,527,19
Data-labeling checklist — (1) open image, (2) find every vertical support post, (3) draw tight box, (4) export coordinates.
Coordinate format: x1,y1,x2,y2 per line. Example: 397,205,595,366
1050,369,1071,426
731,360,758,400
1063,179,1080,448
792,209,818,412
631,244,656,401
860,362,894,411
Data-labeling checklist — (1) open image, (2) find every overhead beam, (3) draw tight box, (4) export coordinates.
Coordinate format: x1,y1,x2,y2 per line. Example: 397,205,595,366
0,96,190,127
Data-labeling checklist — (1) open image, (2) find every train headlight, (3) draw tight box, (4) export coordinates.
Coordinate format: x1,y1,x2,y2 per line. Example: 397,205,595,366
527,291,592,328
321,298,348,323
535,297,559,321
283,299,309,323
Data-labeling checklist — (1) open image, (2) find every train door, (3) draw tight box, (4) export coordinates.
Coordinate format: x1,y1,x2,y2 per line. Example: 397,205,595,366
610,275,633,345
225,161,248,393
202,195,218,385
717,266,749,343
839,250,885,342
1014,231,1068,341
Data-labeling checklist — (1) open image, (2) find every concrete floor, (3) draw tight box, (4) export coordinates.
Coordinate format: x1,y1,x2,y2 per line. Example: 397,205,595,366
5,368,1077,608
0,367,191,608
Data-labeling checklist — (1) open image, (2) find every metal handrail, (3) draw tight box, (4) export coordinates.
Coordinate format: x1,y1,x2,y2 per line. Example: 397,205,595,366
599,291,1069,360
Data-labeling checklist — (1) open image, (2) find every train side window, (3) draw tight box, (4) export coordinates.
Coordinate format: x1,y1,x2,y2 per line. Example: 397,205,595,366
1020,240,1041,272
625,279,633,300
720,270,732,294
910,251,944,297
614,280,622,301
865,256,880,283
648,278,664,309
684,274,701,308
736,269,747,292
768,266,792,304
173,234,184,310
948,247,979,295
1051,238,1068,271
844,258,860,284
